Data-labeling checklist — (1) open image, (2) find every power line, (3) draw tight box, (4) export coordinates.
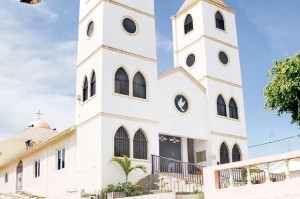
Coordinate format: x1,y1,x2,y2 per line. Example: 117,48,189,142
248,134,300,149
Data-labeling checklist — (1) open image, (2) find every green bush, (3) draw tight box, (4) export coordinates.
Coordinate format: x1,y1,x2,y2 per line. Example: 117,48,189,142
102,183,144,197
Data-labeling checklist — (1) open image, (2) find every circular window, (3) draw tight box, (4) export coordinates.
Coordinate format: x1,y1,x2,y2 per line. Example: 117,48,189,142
186,54,195,67
87,21,94,37
174,94,189,113
219,51,229,65
122,18,137,34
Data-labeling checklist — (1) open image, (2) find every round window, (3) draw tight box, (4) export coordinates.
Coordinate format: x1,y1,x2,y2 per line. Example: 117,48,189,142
219,51,229,65
122,18,137,34
186,54,195,67
175,94,189,113
87,21,94,37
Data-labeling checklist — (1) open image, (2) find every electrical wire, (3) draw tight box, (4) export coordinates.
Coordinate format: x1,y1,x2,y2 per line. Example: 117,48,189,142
248,134,300,148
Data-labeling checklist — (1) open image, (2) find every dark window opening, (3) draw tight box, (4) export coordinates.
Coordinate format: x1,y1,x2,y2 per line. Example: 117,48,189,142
229,98,238,119
219,51,229,65
83,77,88,102
220,142,229,164
90,71,96,97
115,68,129,95
186,54,196,67
133,72,146,99
184,14,193,34
215,11,225,30
123,18,137,34
217,95,227,116
114,127,130,157
232,144,242,162
133,129,147,159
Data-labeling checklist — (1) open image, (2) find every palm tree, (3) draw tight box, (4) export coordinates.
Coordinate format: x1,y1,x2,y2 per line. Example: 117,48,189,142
110,155,147,183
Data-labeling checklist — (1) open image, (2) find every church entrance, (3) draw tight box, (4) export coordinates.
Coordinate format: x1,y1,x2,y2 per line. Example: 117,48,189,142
16,161,23,192
159,135,181,161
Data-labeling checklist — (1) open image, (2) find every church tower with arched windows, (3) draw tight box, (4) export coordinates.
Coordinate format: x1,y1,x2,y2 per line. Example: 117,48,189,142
171,0,248,165
75,0,159,191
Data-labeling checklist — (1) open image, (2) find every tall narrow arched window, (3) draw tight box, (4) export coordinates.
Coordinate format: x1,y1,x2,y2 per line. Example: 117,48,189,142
215,11,225,31
82,77,88,102
217,95,227,116
229,98,238,119
114,126,129,157
90,71,96,97
115,68,129,95
220,142,229,164
232,144,242,162
133,72,146,99
133,129,147,159
184,14,193,34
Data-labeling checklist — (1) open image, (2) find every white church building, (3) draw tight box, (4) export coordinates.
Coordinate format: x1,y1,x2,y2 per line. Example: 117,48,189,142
0,0,248,197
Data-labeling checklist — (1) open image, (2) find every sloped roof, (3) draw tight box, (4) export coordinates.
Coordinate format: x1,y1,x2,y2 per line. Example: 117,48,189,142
0,127,57,166
158,66,206,92
178,0,227,14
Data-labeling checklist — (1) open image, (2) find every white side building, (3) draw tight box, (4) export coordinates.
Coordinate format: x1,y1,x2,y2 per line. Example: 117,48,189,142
0,0,248,198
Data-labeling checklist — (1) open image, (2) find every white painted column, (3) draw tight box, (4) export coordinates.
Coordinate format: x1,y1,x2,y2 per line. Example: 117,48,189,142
246,166,252,186
284,159,290,180
264,162,271,183
229,169,234,188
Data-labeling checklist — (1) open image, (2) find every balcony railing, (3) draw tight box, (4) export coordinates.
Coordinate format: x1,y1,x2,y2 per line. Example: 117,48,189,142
151,155,203,185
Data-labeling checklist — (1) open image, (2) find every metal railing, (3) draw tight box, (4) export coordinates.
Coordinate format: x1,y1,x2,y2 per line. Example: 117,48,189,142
219,168,286,189
151,155,204,185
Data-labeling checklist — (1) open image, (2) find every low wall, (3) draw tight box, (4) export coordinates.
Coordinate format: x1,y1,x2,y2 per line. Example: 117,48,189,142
121,193,175,199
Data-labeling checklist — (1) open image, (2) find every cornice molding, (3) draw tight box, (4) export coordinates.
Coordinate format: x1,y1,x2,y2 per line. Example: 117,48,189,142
200,75,242,88
211,131,247,140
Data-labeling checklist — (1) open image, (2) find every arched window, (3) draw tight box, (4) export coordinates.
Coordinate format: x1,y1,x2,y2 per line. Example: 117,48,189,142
82,76,88,102
232,144,242,162
133,129,147,159
184,14,193,34
220,142,229,164
115,68,129,95
133,72,146,99
215,11,225,31
217,95,227,116
114,126,129,157
90,71,96,97
229,98,238,119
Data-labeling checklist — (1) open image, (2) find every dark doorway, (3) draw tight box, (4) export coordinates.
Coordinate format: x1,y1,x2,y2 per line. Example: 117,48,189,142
159,135,182,173
16,161,23,192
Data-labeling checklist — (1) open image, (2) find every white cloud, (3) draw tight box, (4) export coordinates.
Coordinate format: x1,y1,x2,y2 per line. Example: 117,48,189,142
156,31,173,52
0,0,76,140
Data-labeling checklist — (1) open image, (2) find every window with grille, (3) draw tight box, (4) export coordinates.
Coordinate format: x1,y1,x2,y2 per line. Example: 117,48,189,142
83,77,88,102
57,148,65,170
232,144,242,162
133,72,146,99
114,127,130,157
34,160,40,178
217,95,227,116
115,68,129,95
229,98,238,119
90,71,96,97
215,11,225,30
133,129,147,159
220,142,229,164
184,14,193,34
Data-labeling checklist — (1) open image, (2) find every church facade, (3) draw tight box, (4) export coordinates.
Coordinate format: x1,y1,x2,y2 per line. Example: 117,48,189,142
0,0,248,198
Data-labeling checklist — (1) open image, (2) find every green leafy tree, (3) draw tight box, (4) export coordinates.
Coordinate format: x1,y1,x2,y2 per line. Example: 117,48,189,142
110,155,147,183
264,51,300,125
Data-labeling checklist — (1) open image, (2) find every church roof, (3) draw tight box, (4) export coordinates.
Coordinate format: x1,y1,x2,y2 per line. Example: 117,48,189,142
177,0,229,15
158,66,206,92
28,119,51,129
0,126,75,168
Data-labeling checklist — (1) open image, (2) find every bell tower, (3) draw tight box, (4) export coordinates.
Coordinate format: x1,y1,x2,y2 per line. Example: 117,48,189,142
75,0,159,191
172,0,248,165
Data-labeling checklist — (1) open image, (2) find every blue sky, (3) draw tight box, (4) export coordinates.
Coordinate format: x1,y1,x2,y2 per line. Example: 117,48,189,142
0,0,299,158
